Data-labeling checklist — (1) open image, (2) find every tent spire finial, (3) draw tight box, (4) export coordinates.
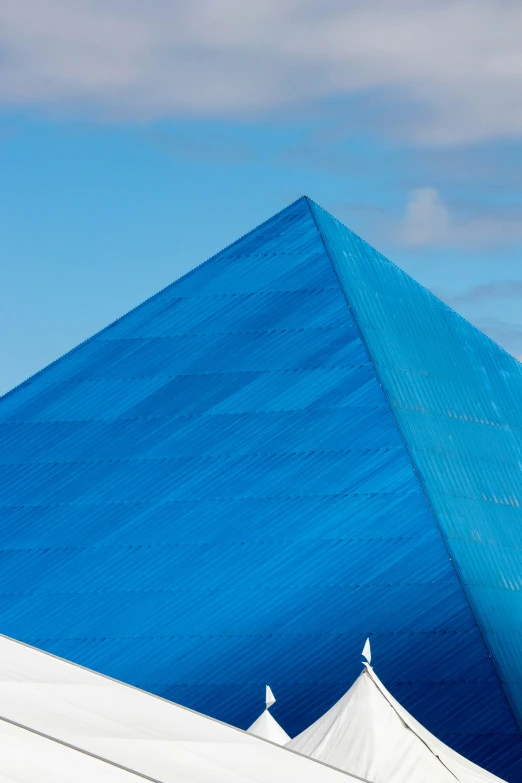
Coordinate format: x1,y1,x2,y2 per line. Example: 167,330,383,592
265,685,276,710
362,637,372,667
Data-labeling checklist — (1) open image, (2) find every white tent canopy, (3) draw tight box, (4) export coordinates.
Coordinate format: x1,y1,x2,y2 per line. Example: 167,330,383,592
0,719,146,783
247,685,291,745
288,661,506,783
0,633,361,783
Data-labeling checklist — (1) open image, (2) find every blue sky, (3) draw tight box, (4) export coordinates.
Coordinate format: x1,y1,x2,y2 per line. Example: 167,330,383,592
1,0,522,394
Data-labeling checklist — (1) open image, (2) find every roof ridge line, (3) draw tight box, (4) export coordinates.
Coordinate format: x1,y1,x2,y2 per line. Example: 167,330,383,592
0,197,310,405
307,198,522,741
305,198,520,365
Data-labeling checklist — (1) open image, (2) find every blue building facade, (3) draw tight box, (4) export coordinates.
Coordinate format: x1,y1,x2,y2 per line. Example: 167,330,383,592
1,198,521,779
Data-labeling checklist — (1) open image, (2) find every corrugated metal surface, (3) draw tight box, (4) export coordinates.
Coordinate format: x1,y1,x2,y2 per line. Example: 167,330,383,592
0,197,520,779
310,198,522,781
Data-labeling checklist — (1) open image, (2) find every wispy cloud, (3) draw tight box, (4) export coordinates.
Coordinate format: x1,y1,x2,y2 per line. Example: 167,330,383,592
450,280,522,304
1,1,522,145
397,188,522,249
405,140,522,195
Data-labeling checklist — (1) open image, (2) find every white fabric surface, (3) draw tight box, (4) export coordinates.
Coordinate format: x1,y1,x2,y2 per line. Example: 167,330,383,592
247,709,291,745
288,664,506,783
0,720,144,783
0,634,358,783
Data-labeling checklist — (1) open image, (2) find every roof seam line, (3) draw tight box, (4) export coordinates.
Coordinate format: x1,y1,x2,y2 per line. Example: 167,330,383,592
364,669,461,782
0,712,165,783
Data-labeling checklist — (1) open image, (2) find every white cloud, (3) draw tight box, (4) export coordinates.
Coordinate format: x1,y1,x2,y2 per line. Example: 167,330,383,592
399,189,450,246
398,187,522,248
1,0,522,144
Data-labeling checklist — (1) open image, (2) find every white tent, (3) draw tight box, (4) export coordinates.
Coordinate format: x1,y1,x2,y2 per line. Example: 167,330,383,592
247,685,291,745
0,633,361,783
288,652,506,783
0,719,148,783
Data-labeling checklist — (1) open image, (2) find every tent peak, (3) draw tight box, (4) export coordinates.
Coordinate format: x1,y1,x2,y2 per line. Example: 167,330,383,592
288,656,506,783
247,686,291,746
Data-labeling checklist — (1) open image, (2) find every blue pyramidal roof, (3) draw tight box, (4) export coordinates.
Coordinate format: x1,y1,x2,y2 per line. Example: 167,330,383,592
1,197,522,780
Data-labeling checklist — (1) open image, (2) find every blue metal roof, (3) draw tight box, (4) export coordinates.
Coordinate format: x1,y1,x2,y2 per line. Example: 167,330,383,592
1,197,521,780
311,198,522,775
